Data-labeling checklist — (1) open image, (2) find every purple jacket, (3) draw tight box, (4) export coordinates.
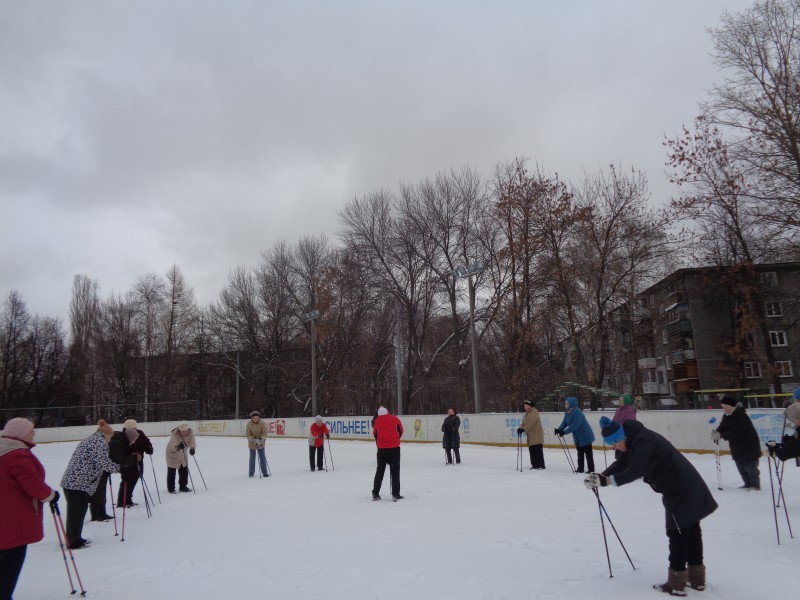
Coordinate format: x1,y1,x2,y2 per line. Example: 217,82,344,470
612,405,637,425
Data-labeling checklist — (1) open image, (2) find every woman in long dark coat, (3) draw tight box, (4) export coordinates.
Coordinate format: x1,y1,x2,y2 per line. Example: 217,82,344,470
590,418,718,596
441,408,461,465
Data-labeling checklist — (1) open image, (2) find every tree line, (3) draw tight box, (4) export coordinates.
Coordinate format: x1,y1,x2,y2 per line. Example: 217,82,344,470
2,0,799,424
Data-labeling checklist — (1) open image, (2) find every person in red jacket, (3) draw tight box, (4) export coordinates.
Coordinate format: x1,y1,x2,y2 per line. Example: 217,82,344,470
309,416,330,472
371,407,404,500
0,418,57,600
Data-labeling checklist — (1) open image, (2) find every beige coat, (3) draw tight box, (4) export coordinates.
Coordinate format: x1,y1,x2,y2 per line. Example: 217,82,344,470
246,419,268,450
165,427,196,468
521,408,544,446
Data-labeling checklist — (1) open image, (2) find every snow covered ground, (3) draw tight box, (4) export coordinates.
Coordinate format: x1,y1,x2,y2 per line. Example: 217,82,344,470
16,437,800,599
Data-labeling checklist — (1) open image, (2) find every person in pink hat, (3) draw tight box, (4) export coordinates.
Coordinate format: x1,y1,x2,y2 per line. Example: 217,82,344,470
0,418,57,599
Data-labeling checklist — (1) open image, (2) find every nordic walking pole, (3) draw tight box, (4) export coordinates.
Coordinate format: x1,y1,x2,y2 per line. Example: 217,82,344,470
264,453,272,477
516,433,522,472
595,487,636,570
192,453,208,490
50,502,77,594
558,434,577,473
108,474,119,536
592,485,613,578
149,454,161,504
768,449,782,545
603,444,608,470
709,417,722,490
326,437,334,471
121,482,127,541
772,455,794,538
52,500,87,596
183,448,196,493
140,474,153,518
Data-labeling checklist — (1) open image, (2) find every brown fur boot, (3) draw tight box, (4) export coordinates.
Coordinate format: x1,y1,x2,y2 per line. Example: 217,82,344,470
653,568,688,596
687,564,706,591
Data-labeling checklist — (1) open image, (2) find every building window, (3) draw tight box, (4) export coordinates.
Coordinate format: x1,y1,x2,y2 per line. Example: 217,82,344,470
662,329,668,344
744,362,762,378
770,331,788,347
775,361,793,377
765,301,783,317
657,371,664,384
665,355,671,370
667,309,679,324
759,272,778,288
744,332,756,347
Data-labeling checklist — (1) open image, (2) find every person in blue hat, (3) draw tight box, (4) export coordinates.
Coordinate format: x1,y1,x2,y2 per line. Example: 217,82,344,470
585,416,717,596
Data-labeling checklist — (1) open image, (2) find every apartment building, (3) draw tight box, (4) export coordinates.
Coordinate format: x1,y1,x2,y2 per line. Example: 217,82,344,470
609,262,799,408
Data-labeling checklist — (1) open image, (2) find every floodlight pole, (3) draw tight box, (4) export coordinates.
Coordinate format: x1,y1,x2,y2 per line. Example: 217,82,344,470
454,262,487,414
302,310,321,416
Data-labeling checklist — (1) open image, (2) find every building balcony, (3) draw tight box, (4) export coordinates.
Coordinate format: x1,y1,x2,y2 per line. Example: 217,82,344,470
671,349,696,364
638,357,657,369
642,382,660,394
672,363,699,379
667,319,693,336
673,378,701,394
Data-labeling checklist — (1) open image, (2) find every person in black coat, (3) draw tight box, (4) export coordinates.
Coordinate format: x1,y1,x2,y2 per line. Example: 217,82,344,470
586,418,718,596
441,408,461,465
117,419,153,507
713,397,761,490
767,399,800,461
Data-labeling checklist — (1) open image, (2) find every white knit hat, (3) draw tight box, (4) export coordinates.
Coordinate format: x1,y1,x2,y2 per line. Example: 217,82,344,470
123,419,138,430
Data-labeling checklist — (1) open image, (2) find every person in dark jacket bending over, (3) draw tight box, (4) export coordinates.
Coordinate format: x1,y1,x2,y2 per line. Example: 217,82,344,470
713,396,761,490
585,417,718,597
371,407,404,500
441,408,461,465
767,390,800,461
117,419,153,507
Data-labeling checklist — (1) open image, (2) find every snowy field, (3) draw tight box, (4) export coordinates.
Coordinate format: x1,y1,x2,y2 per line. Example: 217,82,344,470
15,436,800,600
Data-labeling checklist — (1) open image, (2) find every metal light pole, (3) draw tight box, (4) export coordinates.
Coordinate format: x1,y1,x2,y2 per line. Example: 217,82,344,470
302,310,321,416
454,262,486,413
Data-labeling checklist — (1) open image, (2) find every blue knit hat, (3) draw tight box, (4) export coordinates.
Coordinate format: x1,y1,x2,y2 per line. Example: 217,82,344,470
599,416,624,445
794,386,800,401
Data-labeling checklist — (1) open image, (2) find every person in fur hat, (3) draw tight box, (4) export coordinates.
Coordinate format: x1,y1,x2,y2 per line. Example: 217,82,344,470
165,423,196,493
766,392,800,461
246,411,269,477
585,417,718,596
0,418,58,599
60,420,121,549
713,397,761,490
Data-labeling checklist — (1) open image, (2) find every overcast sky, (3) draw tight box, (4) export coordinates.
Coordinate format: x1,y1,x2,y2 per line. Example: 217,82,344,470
0,0,755,324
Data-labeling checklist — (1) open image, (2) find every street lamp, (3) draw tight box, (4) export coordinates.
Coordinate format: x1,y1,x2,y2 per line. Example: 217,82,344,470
453,261,486,413
301,309,321,416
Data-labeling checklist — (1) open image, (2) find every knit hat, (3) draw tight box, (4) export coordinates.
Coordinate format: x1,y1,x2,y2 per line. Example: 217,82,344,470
178,423,190,432
123,419,138,430
377,407,388,416
315,415,323,424
125,428,139,443
794,386,800,401
787,403,800,422
720,397,738,407
1,417,34,440
97,419,113,436
622,395,632,406
599,416,625,445
522,400,533,407
249,411,260,418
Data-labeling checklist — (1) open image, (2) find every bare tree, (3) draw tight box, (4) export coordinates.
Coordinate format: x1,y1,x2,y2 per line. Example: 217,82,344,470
705,0,800,233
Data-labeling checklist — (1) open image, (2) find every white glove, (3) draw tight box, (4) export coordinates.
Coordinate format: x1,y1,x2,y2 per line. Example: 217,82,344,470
711,430,721,443
583,473,607,489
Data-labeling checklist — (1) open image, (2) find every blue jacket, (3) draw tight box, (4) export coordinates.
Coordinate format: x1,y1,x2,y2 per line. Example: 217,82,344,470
558,398,596,447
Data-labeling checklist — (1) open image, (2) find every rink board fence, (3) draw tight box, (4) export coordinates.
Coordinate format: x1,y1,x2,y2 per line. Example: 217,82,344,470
31,410,789,455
